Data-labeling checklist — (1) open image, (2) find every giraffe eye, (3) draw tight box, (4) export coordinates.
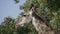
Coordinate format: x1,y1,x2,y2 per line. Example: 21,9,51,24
23,14,30,17
23,15,26,17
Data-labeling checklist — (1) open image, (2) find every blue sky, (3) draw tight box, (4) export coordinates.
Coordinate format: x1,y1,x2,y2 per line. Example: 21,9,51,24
0,0,26,24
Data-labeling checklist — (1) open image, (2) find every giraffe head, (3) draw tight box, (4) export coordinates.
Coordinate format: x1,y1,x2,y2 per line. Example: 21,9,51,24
15,4,36,28
15,8,34,28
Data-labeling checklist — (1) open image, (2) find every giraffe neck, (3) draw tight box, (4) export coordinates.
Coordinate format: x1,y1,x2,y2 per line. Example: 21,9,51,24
32,16,55,34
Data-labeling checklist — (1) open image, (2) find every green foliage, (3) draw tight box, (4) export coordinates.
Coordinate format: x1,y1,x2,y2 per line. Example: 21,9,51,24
17,23,38,34
0,17,15,34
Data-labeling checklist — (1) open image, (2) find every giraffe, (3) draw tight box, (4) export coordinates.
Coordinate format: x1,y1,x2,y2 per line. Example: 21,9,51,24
15,4,56,34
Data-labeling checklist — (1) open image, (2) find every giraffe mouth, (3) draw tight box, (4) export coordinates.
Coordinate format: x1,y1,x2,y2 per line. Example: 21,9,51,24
20,24,24,27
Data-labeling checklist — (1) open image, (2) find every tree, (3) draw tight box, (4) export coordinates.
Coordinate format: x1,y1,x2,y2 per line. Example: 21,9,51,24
0,17,15,34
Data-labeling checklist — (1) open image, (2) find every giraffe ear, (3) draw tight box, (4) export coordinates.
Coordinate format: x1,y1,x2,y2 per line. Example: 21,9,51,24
29,4,34,10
